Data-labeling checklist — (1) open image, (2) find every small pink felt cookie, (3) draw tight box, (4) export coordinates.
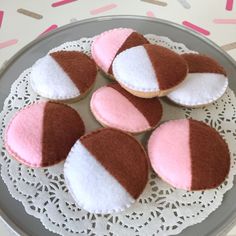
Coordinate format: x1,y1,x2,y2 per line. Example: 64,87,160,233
91,28,149,76
5,101,85,168
64,128,148,213
30,51,97,101
90,83,163,133
112,44,188,98
167,53,228,107
148,119,230,190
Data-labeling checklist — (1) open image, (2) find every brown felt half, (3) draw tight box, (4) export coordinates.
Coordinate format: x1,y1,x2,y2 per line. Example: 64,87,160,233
50,51,97,93
80,128,148,199
189,120,230,190
107,83,162,127
144,44,188,90
182,53,227,76
41,102,85,167
108,32,149,74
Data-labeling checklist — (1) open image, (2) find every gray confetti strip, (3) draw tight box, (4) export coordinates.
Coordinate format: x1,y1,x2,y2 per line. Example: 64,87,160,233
70,18,78,23
177,0,191,9
141,0,167,7
17,8,43,19
221,42,236,51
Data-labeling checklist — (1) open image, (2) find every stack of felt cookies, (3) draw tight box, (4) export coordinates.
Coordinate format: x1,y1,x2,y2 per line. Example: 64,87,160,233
4,28,230,214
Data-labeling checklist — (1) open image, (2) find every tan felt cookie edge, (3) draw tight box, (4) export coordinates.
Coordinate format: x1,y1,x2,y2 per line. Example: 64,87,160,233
98,66,116,81
118,81,188,98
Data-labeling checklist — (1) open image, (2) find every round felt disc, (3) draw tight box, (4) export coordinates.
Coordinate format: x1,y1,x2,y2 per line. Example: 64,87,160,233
64,128,148,213
167,54,228,107
148,119,230,190
31,51,97,101
5,101,85,167
90,83,163,133
91,28,149,75
112,44,188,98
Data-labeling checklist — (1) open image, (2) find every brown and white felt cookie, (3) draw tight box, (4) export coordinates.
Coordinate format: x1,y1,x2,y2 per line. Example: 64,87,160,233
148,119,230,190
30,51,97,101
167,53,228,107
112,44,188,98
91,28,149,77
64,128,148,213
90,83,163,133
5,101,85,168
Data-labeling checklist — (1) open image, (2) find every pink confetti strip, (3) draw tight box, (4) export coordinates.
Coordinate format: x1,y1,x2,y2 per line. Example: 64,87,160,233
0,39,18,49
0,10,4,28
213,18,236,24
226,0,234,10
146,11,155,17
90,3,117,15
52,0,77,8
182,21,210,36
39,24,58,36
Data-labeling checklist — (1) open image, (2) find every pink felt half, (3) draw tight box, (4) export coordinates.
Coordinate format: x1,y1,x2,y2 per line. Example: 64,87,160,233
148,119,192,189
90,86,151,132
91,28,134,72
5,102,46,167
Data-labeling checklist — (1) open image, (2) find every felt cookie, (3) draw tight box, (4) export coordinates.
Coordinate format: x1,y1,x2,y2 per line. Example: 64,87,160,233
30,51,97,101
112,44,188,98
148,119,230,190
90,83,163,133
64,128,148,213
5,101,85,168
91,28,149,76
167,53,228,107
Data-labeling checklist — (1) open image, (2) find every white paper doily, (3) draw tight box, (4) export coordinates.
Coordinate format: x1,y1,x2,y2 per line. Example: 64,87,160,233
1,35,236,236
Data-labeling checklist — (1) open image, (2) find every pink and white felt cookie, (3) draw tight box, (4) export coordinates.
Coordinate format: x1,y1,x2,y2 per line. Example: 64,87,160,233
64,128,148,213
91,28,149,76
112,44,188,98
167,54,228,107
31,51,97,101
5,101,85,168
90,83,163,133
148,119,230,190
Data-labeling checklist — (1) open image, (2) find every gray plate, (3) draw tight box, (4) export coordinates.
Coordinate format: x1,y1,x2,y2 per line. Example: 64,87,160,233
0,16,236,236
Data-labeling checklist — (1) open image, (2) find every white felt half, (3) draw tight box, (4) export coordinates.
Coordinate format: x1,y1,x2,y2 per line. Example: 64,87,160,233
30,55,80,100
112,46,159,92
64,141,134,214
167,73,228,106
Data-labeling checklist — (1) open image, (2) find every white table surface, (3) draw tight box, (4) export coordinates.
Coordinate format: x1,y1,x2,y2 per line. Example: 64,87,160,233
0,0,236,235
